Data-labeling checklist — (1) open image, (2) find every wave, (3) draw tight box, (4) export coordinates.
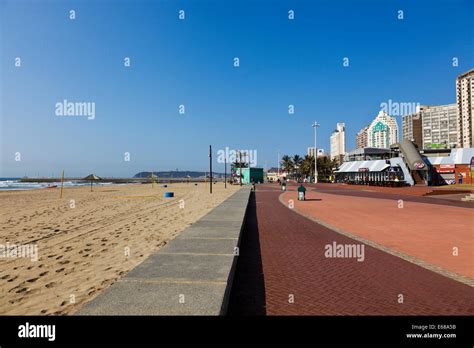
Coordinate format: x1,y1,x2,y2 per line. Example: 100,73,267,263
0,180,116,191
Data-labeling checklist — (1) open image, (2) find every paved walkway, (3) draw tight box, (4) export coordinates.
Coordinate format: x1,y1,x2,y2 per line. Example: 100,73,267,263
78,188,251,315
229,184,474,315
283,188,474,281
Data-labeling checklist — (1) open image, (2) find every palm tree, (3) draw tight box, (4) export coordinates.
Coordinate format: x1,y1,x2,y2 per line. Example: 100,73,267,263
280,155,294,177
314,156,339,181
301,155,315,178
292,154,303,179
293,154,303,169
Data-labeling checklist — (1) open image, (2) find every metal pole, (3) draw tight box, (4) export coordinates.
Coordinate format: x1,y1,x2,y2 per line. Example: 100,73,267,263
224,156,227,189
209,145,212,194
239,151,242,186
312,121,320,183
277,150,280,176
315,125,317,183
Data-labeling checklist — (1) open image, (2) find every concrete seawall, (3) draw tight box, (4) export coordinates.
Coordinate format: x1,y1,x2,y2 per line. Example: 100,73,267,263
77,187,251,315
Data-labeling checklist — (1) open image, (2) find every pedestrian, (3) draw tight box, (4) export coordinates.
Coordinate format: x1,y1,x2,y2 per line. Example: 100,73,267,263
297,184,306,200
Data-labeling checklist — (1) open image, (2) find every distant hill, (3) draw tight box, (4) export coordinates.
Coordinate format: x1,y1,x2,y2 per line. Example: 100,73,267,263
134,171,224,178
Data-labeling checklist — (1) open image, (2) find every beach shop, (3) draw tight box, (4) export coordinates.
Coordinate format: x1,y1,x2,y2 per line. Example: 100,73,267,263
335,159,406,186
233,167,264,184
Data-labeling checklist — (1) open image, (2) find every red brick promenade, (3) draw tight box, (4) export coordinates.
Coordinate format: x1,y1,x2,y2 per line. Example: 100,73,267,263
228,183,474,315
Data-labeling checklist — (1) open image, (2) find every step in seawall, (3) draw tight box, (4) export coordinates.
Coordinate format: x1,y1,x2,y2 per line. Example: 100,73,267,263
76,187,252,315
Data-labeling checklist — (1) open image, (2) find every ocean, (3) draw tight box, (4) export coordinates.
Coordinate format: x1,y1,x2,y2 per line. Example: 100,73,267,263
0,178,114,191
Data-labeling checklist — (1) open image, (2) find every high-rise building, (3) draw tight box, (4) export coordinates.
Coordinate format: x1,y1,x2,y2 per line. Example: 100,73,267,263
456,69,474,148
402,108,423,148
356,126,369,149
367,111,398,148
330,123,346,163
420,104,458,149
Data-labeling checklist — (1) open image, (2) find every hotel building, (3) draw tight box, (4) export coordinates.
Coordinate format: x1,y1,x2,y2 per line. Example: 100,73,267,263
456,69,474,148
330,123,346,163
420,104,458,149
356,126,369,149
367,111,399,148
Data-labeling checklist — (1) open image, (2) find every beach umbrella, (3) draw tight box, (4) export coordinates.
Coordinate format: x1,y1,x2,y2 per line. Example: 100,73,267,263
83,174,102,192
149,172,157,188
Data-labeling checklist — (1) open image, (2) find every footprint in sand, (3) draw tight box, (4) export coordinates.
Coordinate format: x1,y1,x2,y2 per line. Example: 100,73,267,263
39,271,48,277
55,268,65,273
26,277,39,283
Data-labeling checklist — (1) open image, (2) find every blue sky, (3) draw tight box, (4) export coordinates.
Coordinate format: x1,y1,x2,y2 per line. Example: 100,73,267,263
1,0,473,177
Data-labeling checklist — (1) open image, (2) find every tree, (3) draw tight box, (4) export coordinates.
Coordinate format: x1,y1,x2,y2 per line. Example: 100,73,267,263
292,154,303,175
315,156,339,181
280,155,294,176
301,155,315,177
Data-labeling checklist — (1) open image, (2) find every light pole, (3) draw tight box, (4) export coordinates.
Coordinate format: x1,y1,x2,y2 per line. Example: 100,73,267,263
312,121,320,183
277,150,280,176
239,151,242,186
209,145,212,194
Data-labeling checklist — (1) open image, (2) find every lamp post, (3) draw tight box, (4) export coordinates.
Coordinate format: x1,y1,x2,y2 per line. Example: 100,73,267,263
312,121,320,183
239,151,242,186
209,145,212,194
277,150,280,176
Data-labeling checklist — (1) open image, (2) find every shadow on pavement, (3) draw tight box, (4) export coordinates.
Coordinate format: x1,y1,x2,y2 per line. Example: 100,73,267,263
227,192,266,315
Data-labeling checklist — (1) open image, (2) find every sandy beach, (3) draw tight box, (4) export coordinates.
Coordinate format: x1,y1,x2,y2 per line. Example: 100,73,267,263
0,183,240,315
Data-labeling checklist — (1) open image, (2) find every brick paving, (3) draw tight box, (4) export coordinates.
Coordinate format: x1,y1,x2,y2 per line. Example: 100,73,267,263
284,188,474,280
304,183,474,209
229,183,474,315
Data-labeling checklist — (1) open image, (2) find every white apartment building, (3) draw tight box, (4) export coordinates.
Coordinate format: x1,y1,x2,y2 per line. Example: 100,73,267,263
367,111,399,148
330,123,346,162
356,126,369,149
420,104,458,149
456,69,474,148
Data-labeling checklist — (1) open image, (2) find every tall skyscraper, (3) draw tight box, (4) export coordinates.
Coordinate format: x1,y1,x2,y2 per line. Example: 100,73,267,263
420,104,458,149
456,69,474,148
367,111,398,148
330,123,346,163
356,126,369,149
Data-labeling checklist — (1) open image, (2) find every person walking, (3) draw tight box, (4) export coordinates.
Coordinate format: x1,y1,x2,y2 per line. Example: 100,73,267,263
297,184,306,200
